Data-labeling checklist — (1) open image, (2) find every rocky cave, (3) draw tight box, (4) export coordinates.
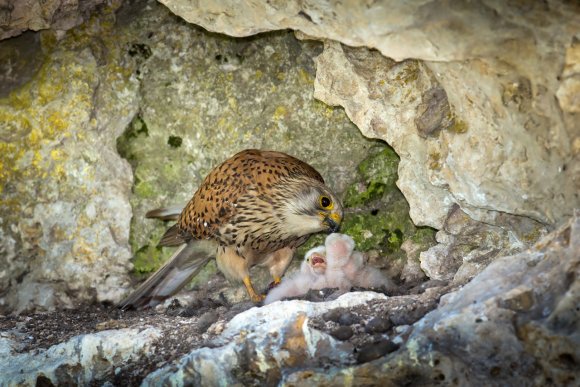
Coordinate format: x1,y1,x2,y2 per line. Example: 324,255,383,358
0,0,578,385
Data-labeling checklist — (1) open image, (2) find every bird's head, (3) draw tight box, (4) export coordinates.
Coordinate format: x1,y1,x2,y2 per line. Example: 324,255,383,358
304,246,327,275
281,179,343,237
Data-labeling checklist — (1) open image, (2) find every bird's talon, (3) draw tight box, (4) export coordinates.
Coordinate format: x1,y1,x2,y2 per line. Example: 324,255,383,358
266,276,282,291
251,293,266,303
243,275,265,303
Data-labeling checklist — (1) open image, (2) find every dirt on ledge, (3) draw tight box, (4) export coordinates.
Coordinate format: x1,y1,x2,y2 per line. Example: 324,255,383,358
0,279,450,386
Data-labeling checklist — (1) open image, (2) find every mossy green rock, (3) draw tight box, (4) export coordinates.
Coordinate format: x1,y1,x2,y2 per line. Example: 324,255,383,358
337,144,436,279
343,146,399,208
297,142,435,283
341,199,414,253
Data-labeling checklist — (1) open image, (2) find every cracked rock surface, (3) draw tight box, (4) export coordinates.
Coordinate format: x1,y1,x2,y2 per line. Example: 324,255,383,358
1,213,577,385
0,1,578,385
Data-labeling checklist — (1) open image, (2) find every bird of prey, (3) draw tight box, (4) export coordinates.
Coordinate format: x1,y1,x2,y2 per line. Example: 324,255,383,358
119,149,343,309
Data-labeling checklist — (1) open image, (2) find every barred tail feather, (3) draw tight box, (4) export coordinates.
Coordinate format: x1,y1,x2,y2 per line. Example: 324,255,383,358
118,239,217,310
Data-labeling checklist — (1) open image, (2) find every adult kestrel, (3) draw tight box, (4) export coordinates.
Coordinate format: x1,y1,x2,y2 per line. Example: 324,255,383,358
119,149,343,309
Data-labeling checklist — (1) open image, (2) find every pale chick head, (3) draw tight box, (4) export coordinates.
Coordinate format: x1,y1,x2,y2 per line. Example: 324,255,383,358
303,245,327,275
324,233,356,268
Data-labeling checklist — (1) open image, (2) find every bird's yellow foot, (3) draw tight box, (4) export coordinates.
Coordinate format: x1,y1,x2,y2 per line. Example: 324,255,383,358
243,275,265,303
251,293,266,303
266,276,282,292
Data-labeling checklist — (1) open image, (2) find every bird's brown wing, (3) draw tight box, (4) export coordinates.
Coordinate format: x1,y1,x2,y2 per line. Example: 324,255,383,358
177,149,324,241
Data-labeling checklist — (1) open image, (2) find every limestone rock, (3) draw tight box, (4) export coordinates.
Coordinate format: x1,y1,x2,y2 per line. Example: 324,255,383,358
158,1,571,62
0,6,139,312
399,239,428,284
142,292,384,385
313,43,548,283
0,0,108,40
283,213,580,386
557,37,580,113
160,0,580,227
0,327,161,385
420,206,547,283
313,41,453,228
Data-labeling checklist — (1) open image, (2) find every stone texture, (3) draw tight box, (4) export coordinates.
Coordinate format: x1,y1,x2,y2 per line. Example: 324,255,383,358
313,41,454,228
158,0,567,63
0,327,161,385
283,213,580,386
161,0,580,228
0,0,107,40
420,205,547,283
556,36,580,113
142,292,383,386
0,5,139,312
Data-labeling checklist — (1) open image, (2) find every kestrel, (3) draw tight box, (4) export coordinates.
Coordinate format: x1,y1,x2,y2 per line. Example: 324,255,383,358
119,149,343,309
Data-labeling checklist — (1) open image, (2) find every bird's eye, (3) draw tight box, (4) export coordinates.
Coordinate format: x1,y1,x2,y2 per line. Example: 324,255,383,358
319,195,333,209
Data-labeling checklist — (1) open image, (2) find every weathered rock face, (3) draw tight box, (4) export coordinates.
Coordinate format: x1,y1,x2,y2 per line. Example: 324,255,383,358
2,214,576,386
420,205,546,284
284,213,580,386
161,0,580,228
312,41,454,227
0,0,108,40
1,327,161,385
0,7,138,312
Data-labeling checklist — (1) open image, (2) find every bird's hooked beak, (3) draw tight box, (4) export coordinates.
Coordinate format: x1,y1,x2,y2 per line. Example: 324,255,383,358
323,212,342,233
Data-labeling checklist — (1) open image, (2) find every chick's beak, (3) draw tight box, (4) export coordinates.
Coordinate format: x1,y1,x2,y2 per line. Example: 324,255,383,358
324,212,342,233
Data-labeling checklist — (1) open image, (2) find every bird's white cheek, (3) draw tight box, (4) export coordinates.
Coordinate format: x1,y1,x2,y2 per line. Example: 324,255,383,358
284,212,325,236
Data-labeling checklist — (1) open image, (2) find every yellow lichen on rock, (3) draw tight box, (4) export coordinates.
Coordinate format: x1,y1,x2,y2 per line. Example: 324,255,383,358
0,2,138,312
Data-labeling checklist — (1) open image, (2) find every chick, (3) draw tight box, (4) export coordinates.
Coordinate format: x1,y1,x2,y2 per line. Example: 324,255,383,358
323,232,356,292
329,233,392,290
265,233,391,304
264,246,327,304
